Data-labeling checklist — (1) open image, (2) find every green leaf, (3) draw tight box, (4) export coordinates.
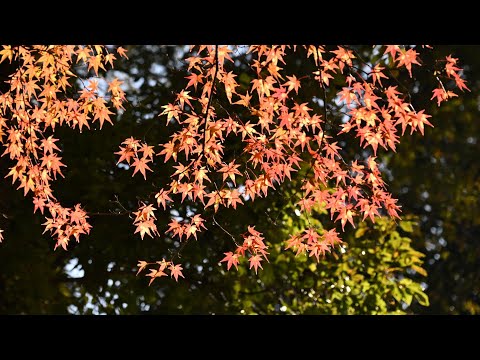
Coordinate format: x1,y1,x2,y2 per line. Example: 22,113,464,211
399,221,414,233
414,291,430,307
355,226,367,238
403,292,413,306
391,287,402,302
411,264,428,277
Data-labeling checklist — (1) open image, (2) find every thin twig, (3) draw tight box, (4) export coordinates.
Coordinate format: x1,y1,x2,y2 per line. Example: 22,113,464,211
213,214,239,247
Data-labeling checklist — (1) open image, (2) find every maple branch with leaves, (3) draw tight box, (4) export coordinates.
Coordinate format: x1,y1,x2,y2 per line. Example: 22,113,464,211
0,45,469,285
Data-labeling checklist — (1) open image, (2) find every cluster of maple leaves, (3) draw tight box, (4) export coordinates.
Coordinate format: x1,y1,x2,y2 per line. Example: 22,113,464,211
0,45,127,249
128,45,468,284
0,45,468,285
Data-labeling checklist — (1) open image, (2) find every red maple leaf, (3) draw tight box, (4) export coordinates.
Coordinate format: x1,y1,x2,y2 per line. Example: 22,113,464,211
248,254,263,274
396,48,420,77
221,252,239,271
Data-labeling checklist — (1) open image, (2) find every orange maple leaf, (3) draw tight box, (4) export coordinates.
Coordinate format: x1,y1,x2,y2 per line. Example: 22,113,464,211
136,260,148,276
169,264,185,282
116,46,128,59
147,268,167,286
134,219,158,240
155,189,172,210
131,158,153,180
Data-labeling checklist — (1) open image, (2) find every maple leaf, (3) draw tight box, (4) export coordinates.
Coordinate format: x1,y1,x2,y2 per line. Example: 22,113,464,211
191,183,206,204
225,189,244,209
309,241,331,262
92,98,114,129
134,219,158,240
33,197,46,214
384,196,402,219
131,158,153,180
116,46,129,59
357,199,380,222
6,164,25,184
217,45,234,64
221,252,239,271
24,80,40,99
146,268,167,286
185,223,199,240
431,87,457,107
105,53,117,68
76,46,91,63
161,103,181,124
166,219,183,238
452,77,467,92
54,236,70,251
205,191,223,212
156,259,168,272
176,182,193,203
139,143,155,160
136,260,148,276
323,141,341,159
158,141,179,162
323,229,342,247
190,214,207,229
335,206,356,231
177,90,194,110
218,161,242,185
155,189,172,210
221,71,238,103
409,110,433,136
331,46,355,72
172,163,191,181
285,234,307,256
339,87,359,107
384,45,401,60
169,264,185,282
248,254,263,274
185,72,203,91
306,45,324,66
285,75,301,94
70,204,87,225
41,136,60,155
369,64,388,87
87,55,106,76
234,92,252,107
397,48,420,77
135,204,157,222
0,45,14,63
115,146,135,165
40,154,66,179
193,166,211,185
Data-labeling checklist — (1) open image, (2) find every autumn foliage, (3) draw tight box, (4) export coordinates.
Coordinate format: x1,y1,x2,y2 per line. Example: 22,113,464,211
0,45,468,285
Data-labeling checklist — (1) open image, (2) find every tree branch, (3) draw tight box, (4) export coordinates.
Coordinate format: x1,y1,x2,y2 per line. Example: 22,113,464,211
202,45,219,161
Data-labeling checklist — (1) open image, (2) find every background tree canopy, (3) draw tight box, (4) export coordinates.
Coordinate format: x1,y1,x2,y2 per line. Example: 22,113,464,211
0,45,477,314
